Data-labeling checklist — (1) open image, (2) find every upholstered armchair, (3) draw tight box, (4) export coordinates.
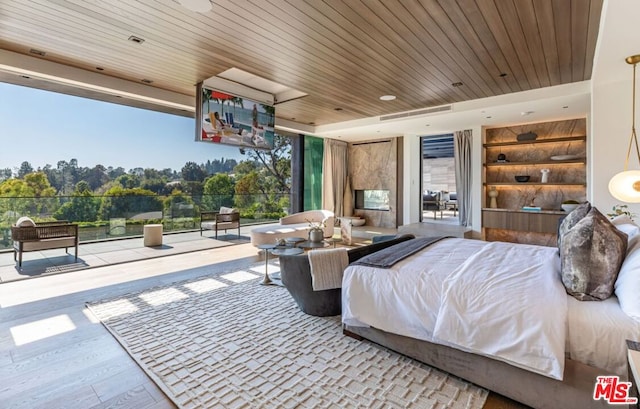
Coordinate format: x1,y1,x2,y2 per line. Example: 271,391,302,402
423,192,445,219
200,207,240,239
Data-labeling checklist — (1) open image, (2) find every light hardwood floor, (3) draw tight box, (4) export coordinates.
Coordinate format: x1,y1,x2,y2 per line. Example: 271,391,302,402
0,243,261,409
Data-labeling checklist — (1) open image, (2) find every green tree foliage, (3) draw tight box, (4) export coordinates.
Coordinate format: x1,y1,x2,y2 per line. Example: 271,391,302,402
163,189,196,218
54,181,100,222
240,134,291,194
234,170,260,210
17,161,34,178
99,186,162,220
0,168,12,182
181,161,206,182
202,173,235,211
115,174,141,189
0,172,58,217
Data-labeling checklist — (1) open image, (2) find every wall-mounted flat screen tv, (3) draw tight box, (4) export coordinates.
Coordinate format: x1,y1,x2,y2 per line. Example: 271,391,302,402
195,83,275,150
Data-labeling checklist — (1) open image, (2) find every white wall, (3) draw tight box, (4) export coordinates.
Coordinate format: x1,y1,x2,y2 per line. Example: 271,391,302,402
590,77,640,215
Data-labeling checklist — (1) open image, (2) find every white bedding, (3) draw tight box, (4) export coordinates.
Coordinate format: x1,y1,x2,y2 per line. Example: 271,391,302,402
342,238,639,380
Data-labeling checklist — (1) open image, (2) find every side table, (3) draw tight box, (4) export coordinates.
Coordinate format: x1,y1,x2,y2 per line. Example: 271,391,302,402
257,244,304,286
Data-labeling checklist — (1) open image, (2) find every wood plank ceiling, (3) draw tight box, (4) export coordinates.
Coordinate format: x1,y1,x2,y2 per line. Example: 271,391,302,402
0,0,603,126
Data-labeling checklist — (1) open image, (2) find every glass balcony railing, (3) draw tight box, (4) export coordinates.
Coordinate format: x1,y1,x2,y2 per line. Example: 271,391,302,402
0,193,290,250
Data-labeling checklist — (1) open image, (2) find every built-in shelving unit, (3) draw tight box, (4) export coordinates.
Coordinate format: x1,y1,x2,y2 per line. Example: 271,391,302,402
482,118,587,246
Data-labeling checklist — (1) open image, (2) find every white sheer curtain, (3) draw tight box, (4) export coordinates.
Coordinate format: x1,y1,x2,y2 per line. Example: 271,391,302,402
454,129,472,227
322,138,348,215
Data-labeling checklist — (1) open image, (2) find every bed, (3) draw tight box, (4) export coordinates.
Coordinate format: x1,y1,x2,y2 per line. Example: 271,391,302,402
342,236,640,409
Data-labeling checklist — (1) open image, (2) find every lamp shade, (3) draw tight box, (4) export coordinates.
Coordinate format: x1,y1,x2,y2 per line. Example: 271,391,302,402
609,170,640,202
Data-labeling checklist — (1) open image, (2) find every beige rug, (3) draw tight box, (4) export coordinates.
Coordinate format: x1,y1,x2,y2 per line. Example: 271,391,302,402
87,263,488,409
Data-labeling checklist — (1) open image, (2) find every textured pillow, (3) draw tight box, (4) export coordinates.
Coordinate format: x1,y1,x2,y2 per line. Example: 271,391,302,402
615,235,640,321
557,201,591,250
560,207,627,301
15,216,36,227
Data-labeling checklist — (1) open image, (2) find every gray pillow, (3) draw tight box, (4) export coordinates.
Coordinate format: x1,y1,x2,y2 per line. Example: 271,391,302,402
557,201,591,250
560,207,627,301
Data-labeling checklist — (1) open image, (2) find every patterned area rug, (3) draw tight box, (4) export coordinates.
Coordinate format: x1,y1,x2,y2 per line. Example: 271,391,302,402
87,263,488,409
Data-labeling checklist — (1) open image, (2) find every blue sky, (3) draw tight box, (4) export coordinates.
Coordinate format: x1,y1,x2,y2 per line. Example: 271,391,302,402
0,82,245,173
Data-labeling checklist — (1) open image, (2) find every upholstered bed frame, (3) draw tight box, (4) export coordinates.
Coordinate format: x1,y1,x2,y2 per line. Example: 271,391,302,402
343,325,610,409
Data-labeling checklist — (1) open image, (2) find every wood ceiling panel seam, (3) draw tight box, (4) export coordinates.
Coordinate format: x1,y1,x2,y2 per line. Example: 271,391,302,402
323,0,468,103
298,0,455,105
419,0,512,95
570,0,589,82
260,0,438,106
491,0,542,89
583,0,604,80
551,0,573,84
375,0,490,100
454,0,527,93
514,0,552,88
531,0,562,86
472,0,533,90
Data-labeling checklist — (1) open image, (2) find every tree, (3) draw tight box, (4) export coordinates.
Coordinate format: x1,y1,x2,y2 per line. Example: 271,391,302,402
0,168,12,182
17,161,34,178
181,161,206,182
203,173,234,211
115,174,141,189
54,181,100,222
0,172,58,216
240,134,291,193
99,186,162,220
85,164,109,191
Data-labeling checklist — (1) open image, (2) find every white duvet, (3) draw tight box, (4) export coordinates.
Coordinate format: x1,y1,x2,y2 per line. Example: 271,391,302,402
342,238,567,380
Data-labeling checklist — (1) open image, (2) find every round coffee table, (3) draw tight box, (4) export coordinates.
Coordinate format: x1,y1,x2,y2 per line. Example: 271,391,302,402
296,240,332,250
257,244,277,285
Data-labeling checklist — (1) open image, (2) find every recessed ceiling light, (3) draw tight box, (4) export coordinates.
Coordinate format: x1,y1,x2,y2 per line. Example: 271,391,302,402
96,67,104,71
521,111,535,116
563,105,569,109
128,35,145,44
486,116,492,119
334,107,343,111
452,82,463,87
20,75,30,79
425,124,430,127
379,95,396,101
308,122,315,125
141,79,153,84
499,73,508,77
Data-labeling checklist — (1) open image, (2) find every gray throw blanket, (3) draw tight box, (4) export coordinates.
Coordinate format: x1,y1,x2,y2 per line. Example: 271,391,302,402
352,236,449,268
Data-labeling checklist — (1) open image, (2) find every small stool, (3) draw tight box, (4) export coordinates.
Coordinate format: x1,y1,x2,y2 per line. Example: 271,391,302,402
143,224,163,247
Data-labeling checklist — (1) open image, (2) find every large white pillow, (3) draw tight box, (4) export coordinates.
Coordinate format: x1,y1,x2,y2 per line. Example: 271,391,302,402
615,234,640,321
15,216,36,227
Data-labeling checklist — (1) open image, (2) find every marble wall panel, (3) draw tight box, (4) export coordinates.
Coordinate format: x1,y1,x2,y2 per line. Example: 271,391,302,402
349,138,397,228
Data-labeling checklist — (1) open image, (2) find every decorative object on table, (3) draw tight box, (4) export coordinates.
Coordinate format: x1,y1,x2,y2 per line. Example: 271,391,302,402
606,204,636,221
496,153,508,163
514,175,530,182
540,168,550,183
550,154,581,161
275,238,287,246
488,186,499,208
306,218,327,243
340,217,353,245
522,206,542,212
561,200,580,213
516,131,538,142
343,175,353,217
609,54,640,202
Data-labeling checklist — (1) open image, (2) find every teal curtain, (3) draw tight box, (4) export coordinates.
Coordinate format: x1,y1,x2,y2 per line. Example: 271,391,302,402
303,136,324,210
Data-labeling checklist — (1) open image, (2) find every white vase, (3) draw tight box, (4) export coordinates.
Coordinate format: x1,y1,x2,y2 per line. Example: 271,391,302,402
309,229,323,243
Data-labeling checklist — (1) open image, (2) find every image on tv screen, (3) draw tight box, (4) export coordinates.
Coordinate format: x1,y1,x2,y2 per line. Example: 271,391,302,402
198,87,275,150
